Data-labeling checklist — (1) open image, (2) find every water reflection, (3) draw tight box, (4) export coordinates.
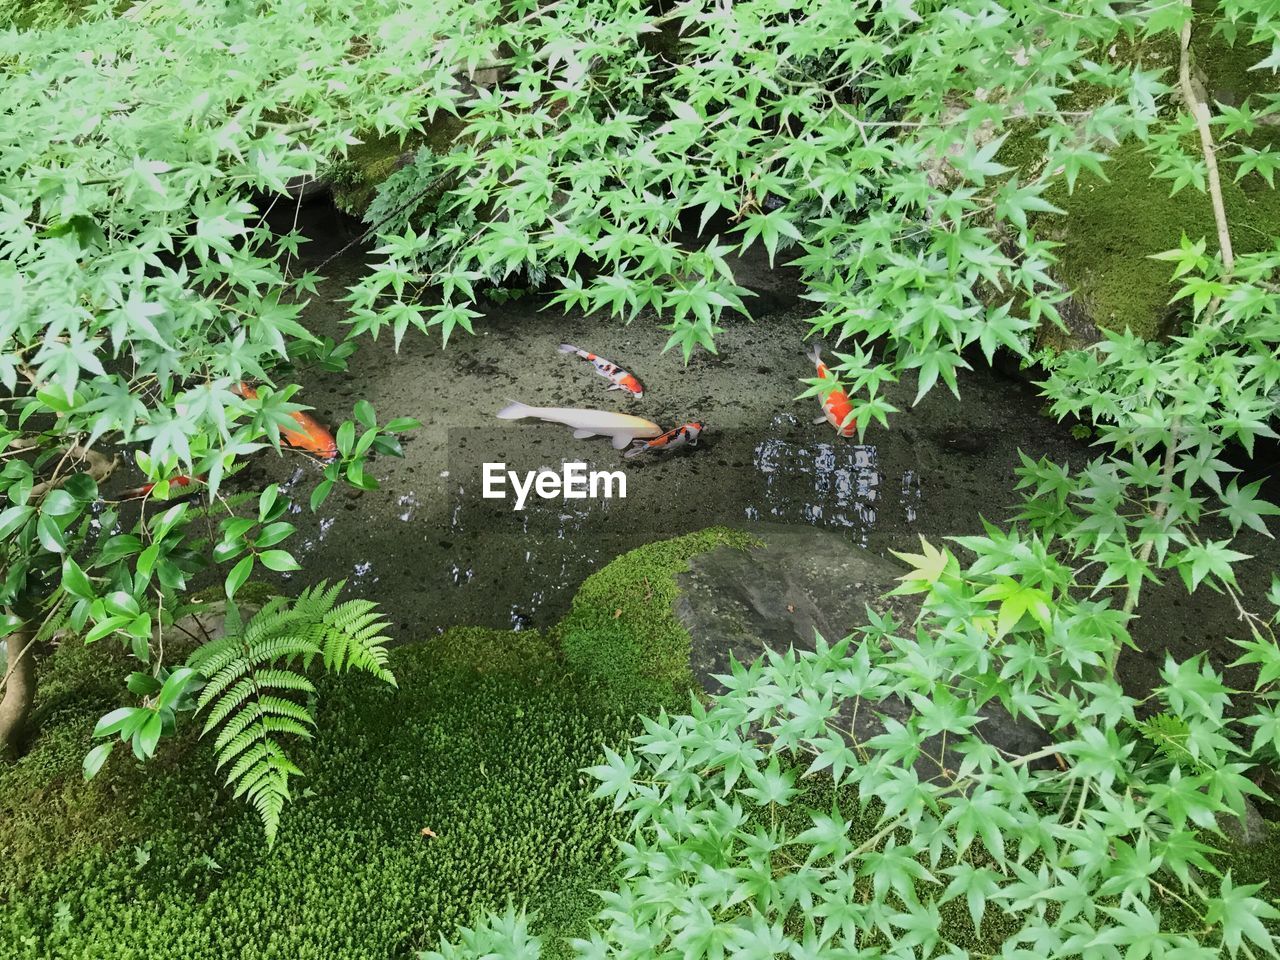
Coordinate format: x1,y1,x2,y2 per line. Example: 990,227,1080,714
750,417,882,546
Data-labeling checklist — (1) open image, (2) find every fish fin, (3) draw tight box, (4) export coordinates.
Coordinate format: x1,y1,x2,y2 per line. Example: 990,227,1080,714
496,400,535,420
812,415,828,425
558,343,580,354
572,429,596,439
806,344,822,366
610,434,633,450
606,383,622,391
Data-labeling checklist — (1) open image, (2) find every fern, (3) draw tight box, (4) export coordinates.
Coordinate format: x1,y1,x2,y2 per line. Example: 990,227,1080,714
186,580,394,844
1136,711,1209,774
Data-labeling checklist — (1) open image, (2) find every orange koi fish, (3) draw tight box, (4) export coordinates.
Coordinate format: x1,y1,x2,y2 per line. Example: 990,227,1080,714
624,421,704,459
808,346,856,438
558,344,644,398
232,382,338,461
118,474,205,501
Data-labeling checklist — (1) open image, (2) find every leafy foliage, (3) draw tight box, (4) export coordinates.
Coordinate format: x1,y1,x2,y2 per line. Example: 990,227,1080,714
4,0,1280,954
89,581,395,843
0,0,422,782
578,537,1280,959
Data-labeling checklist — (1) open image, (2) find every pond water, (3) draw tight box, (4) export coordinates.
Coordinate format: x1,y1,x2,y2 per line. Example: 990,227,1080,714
224,203,1091,636
165,200,1277,696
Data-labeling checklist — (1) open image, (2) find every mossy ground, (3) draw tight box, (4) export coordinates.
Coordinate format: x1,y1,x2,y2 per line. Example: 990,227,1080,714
0,530,747,958
997,24,1280,343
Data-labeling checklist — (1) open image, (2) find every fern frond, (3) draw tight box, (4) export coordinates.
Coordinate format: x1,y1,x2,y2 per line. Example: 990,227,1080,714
224,741,272,782
187,581,396,845
201,677,257,732
1137,712,1207,773
250,670,317,695
320,599,395,685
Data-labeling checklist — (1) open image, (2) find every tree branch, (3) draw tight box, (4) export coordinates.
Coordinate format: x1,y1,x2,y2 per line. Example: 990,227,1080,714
1179,0,1234,277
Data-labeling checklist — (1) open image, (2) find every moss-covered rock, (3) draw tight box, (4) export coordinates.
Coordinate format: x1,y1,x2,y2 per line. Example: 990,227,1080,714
998,26,1280,346
1038,132,1280,343
328,115,466,217
556,526,758,707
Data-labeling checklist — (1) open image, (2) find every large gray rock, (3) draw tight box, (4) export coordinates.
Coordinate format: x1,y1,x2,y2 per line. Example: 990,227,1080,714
675,523,1053,783
677,523,918,681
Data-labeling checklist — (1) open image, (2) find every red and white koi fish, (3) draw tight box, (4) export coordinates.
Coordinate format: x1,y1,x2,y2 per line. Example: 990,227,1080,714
807,346,856,438
232,382,338,461
118,474,205,501
623,421,704,460
558,344,644,398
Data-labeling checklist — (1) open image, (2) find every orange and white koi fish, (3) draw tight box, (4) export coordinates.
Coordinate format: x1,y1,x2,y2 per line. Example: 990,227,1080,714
118,474,205,501
558,344,644,398
807,346,856,438
232,382,338,462
623,421,704,459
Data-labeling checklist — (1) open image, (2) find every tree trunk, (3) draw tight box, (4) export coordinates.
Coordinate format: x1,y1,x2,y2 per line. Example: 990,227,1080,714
0,628,36,762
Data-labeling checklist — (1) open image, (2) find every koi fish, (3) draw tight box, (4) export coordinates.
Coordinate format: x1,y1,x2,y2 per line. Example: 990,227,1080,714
557,344,644,398
118,474,205,501
496,400,662,450
807,346,856,438
232,382,338,461
623,422,704,460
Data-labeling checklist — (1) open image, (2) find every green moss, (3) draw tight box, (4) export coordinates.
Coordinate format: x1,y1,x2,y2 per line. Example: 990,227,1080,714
1042,131,1280,341
997,26,1280,344
0,0,96,29
329,114,466,216
556,526,757,707
0,530,754,958
0,626,632,959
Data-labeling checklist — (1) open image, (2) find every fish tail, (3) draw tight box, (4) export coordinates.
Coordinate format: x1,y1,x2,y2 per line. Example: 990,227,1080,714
622,441,650,460
806,343,822,366
557,343,581,355
496,400,536,420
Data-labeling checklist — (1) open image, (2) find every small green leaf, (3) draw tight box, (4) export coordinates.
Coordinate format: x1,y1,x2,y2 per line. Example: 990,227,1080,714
82,743,113,781
61,557,93,600
258,549,299,572
0,505,34,540
225,555,254,598
258,484,279,523
37,514,66,553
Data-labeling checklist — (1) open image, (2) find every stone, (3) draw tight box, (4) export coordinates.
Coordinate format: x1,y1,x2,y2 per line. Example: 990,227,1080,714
1217,797,1273,848
675,522,1054,783
676,523,918,679
157,599,262,654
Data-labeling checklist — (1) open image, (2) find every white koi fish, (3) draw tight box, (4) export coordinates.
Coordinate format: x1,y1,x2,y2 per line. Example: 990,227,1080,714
558,344,644,398
496,401,663,450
